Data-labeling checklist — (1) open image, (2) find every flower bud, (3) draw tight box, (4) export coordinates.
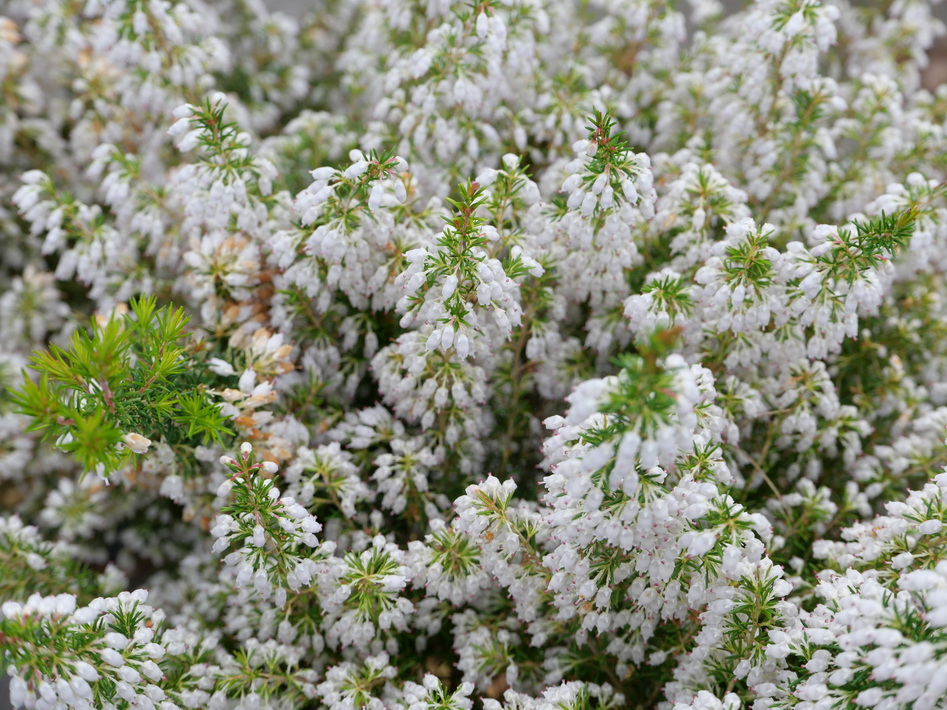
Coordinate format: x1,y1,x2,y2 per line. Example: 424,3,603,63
100,648,125,667
104,632,129,650
122,432,152,455
393,179,407,203
344,160,369,179
309,167,335,181
442,274,459,300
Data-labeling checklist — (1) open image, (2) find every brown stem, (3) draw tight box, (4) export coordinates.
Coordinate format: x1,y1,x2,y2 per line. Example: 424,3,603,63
98,378,115,414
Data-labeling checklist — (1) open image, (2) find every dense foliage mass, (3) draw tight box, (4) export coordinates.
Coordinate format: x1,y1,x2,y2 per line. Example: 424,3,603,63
4,0,947,708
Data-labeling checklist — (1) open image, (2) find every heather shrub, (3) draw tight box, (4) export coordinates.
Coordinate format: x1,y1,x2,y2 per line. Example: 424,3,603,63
4,0,947,708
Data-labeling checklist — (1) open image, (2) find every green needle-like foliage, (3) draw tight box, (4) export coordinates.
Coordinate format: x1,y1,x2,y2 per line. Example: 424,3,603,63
10,295,232,479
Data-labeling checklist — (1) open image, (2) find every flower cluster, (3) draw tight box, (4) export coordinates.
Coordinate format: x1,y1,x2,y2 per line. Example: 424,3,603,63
5,0,947,707
211,442,325,602
1,590,169,710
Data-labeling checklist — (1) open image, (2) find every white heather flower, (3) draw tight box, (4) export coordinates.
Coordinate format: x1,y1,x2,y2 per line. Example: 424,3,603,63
122,432,152,454
176,129,203,152
104,632,129,650
99,648,125,667
207,358,237,376
918,519,942,535
368,182,384,211
442,274,458,299
344,160,369,179
687,531,717,557
392,178,407,204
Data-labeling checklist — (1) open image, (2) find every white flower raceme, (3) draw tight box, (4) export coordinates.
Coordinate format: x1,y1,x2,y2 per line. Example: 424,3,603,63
396,236,523,361
2,590,170,710
211,444,326,603
315,653,396,709
283,442,371,518
371,329,491,471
